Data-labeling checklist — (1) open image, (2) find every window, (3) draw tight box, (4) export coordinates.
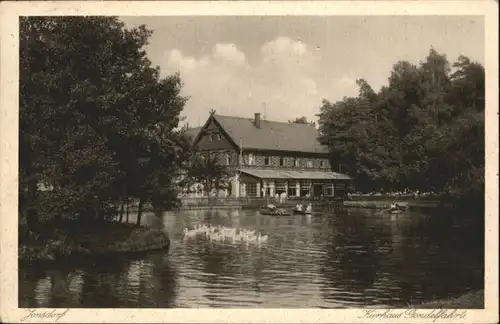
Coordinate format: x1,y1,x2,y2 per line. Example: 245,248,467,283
336,182,346,190
300,180,312,197
294,158,299,167
262,180,273,197
208,134,213,142
225,153,231,165
336,182,346,197
275,181,286,195
248,153,254,165
323,184,335,197
306,160,313,168
246,183,257,197
279,157,285,166
264,156,270,166
287,182,298,197
320,160,326,168
216,134,222,141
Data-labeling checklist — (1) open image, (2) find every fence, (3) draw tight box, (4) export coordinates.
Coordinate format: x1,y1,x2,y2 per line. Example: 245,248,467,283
179,196,344,210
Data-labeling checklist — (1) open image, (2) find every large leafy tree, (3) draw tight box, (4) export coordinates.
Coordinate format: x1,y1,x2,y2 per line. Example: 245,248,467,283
20,16,188,228
186,153,232,197
318,48,484,205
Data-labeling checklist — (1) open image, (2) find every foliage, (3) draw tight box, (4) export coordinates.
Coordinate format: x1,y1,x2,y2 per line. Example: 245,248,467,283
318,49,484,205
19,16,188,228
289,116,316,127
185,152,232,196
19,220,170,262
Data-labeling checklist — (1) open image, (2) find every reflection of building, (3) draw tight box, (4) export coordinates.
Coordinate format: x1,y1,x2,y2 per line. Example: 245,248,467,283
186,112,352,198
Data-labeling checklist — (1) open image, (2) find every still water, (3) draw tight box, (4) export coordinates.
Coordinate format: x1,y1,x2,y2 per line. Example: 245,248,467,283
19,208,483,308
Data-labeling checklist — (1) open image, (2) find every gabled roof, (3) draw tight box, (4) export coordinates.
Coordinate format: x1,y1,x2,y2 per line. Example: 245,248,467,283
184,126,202,143
211,114,328,154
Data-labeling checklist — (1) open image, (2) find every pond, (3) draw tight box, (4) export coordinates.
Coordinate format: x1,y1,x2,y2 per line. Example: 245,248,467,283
19,208,484,308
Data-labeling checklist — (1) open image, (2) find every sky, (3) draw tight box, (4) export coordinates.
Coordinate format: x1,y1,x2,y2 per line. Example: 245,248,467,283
119,16,484,127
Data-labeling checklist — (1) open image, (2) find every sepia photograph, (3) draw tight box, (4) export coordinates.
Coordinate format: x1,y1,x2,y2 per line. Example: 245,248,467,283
0,1,498,323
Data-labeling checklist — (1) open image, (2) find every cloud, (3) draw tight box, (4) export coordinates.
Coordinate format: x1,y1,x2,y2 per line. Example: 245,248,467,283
213,43,246,65
159,37,357,126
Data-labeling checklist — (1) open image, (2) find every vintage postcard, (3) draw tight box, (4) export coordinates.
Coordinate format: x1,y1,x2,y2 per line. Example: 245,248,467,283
0,1,498,323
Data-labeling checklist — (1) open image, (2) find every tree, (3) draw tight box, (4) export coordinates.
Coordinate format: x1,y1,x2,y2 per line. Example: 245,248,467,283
318,48,484,204
289,116,316,127
186,153,232,197
19,16,188,228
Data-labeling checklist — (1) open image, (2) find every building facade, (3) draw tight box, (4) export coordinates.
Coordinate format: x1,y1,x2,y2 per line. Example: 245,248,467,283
187,112,352,199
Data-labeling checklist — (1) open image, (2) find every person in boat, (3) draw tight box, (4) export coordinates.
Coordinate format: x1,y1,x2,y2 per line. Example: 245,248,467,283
267,204,276,210
306,203,312,213
295,203,303,212
390,202,402,211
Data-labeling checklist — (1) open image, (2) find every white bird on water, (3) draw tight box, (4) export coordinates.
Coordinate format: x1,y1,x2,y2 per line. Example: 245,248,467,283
257,233,269,243
182,223,270,246
182,228,197,240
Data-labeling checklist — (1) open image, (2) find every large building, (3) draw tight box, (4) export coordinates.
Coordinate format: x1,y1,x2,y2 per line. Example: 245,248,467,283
186,112,352,199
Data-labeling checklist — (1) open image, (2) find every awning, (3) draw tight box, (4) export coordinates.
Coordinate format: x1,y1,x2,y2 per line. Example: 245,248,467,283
239,168,351,180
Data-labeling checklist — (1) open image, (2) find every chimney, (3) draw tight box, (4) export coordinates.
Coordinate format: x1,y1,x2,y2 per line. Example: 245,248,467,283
254,113,261,128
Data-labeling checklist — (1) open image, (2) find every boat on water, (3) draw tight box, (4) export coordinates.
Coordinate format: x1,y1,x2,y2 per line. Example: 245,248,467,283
386,202,408,215
388,208,405,215
292,203,313,215
292,208,312,215
259,208,291,216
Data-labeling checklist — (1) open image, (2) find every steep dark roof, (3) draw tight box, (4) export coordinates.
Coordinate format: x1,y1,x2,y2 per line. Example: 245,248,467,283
184,126,202,143
213,114,328,154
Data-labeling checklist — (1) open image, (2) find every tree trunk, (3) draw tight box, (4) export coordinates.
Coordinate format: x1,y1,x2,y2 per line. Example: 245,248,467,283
126,199,130,223
118,200,124,223
136,197,144,227
26,176,40,233
118,183,127,223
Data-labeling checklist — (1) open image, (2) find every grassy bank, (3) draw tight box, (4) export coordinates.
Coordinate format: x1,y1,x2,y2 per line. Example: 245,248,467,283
413,290,484,309
19,220,170,263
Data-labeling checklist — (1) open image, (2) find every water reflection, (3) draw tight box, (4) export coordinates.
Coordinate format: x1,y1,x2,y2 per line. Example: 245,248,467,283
19,208,483,308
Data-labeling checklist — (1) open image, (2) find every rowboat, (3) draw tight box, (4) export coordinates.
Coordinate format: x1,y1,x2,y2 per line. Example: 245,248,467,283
259,208,291,216
292,209,312,215
387,204,408,215
389,208,405,215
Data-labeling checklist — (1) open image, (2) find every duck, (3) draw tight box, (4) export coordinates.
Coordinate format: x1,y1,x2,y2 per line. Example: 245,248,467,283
241,229,256,237
229,229,244,242
213,231,225,242
195,223,207,234
182,228,197,240
245,232,258,244
257,233,268,243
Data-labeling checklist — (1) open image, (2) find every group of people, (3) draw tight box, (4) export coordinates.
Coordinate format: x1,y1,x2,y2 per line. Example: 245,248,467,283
265,202,312,212
295,202,312,213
